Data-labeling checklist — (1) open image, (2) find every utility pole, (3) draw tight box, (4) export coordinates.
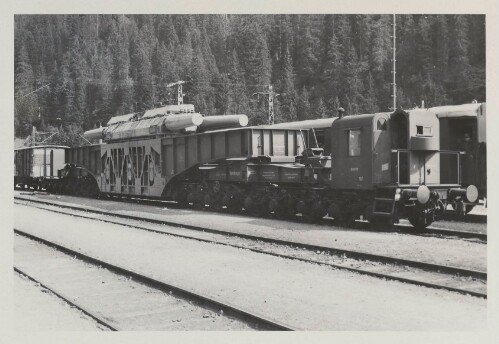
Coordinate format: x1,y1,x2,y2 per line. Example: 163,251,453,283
167,80,187,105
253,85,280,125
392,14,397,111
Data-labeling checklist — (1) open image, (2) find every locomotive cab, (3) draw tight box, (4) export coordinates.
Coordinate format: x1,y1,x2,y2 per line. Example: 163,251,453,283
391,109,441,186
327,109,478,228
329,112,392,190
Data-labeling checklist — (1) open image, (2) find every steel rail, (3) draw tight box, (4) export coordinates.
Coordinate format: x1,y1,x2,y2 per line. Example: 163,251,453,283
14,229,298,331
14,197,487,279
104,193,489,226
15,198,487,298
16,193,487,242
15,192,487,240
14,267,118,331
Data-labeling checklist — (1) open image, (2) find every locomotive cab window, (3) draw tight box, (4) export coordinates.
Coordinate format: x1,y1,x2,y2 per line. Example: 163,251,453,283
348,129,361,157
416,125,432,136
376,118,387,130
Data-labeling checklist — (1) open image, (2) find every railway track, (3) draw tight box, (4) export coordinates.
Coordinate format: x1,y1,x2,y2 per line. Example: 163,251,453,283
15,197,487,298
15,192,487,242
439,210,487,224
14,230,296,331
14,267,117,331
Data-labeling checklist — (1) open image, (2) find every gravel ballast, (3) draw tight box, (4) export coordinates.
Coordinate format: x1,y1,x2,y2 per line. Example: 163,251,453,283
14,203,486,330
15,192,486,272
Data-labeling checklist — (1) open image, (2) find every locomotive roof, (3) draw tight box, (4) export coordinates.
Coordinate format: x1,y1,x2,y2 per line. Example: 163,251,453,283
330,112,391,128
14,145,69,151
430,103,483,118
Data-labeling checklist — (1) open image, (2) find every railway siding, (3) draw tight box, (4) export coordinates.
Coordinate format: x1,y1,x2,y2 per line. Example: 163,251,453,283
16,200,486,297
14,203,486,330
14,234,262,330
15,192,486,272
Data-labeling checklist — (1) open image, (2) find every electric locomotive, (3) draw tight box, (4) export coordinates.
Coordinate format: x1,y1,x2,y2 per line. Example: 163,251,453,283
323,108,478,228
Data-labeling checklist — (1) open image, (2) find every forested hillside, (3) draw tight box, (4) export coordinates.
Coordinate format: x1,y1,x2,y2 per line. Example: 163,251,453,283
14,14,485,141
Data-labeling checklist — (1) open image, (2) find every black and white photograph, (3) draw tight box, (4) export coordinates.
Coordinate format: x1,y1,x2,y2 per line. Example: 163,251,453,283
2,0,499,341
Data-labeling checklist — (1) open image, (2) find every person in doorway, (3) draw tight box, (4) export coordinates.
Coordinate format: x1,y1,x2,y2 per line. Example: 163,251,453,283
463,133,474,159
461,132,476,187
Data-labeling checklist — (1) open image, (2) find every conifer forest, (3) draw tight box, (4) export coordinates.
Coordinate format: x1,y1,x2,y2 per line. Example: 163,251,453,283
14,14,485,144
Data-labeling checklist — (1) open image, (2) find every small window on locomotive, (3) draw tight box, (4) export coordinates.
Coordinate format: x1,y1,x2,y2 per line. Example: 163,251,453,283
416,125,432,136
348,129,361,157
377,118,387,130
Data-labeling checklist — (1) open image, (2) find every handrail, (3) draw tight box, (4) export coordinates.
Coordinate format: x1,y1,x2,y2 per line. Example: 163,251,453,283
391,149,462,185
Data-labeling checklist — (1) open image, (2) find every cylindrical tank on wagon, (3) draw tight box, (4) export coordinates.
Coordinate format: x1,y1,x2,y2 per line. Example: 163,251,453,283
197,114,249,131
163,113,204,131
83,127,107,141
265,118,337,130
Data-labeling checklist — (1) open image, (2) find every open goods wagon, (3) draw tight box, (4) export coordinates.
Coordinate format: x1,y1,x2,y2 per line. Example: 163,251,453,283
14,145,68,189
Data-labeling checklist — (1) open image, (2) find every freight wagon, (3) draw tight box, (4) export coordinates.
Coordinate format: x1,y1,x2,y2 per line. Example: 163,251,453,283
14,145,68,190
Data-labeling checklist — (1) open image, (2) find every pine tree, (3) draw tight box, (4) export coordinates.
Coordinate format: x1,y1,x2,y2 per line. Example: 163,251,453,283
35,62,50,130
363,73,379,113
236,18,272,87
343,45,365,114
314,97,327,118
109,17,134,115
189,46,212,114
431,15,449,84
323,32,343,102
152,41,178,105
397,15,417,106
14,44,39,137
227,49,250,116
13,14,486,136
295,19,320,86
277,48,298,123
369,15,392,111
157,15,179,47
296,87,311,120
67,36,89,126
88,45,113,127
15,45,34,95
447,15,472,102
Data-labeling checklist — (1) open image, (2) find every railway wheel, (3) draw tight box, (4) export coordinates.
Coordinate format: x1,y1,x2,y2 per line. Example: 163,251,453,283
408,215,433,230
338,211,356,225
408,200,437,230
209,198,223,212
226,198,243,213
175,194,189,207
244,196,265,217
203,193,212,210
329,202,355,225
273,197,296,218
303,201,327,223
